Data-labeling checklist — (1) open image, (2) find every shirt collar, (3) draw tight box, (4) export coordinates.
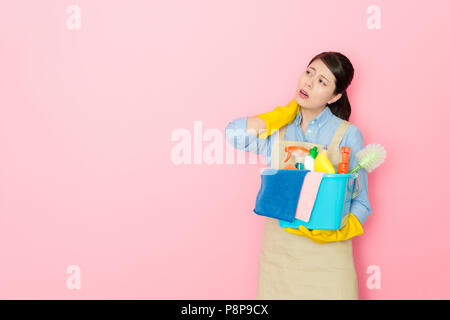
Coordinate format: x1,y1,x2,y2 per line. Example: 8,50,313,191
294,105,332,127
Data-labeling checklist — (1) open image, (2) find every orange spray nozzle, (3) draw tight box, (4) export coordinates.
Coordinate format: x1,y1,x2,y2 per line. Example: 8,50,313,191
284,146,310,163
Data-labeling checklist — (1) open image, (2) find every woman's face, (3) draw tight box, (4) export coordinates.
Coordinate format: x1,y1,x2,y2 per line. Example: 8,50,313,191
295,59,342,111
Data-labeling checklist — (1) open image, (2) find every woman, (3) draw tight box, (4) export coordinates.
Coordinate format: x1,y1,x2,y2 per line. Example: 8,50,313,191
225,52,371,299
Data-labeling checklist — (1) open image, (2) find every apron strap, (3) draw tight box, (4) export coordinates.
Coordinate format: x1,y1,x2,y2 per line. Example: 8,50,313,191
327,119,350,166
279,125,287,140
271,128,281,169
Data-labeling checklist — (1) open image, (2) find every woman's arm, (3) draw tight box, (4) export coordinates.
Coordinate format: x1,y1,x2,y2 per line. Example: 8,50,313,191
341,124,372,225
225,116,271,158
246,116,267,136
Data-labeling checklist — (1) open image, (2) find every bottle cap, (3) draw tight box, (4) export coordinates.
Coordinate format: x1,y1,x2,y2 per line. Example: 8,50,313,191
309,146,318,158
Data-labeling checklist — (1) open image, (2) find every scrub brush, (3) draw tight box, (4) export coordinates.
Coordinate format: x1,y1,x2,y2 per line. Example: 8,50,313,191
349,143,386,174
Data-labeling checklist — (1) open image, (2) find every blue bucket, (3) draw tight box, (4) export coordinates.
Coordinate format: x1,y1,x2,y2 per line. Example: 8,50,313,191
278,173,360,230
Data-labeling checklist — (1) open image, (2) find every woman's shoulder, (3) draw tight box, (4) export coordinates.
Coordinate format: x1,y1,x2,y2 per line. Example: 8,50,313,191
328,114,361,135
341,120,364,148
328,111,362,136
345,121,363,136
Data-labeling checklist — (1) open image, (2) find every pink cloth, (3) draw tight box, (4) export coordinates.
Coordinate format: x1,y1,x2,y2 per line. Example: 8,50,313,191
295,172,324,222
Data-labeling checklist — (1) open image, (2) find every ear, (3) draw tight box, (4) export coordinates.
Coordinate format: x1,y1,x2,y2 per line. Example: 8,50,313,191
328,92,342,105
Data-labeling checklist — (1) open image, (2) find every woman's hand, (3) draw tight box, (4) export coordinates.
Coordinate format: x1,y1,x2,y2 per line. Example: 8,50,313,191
284,213,364,244
254,99,300,139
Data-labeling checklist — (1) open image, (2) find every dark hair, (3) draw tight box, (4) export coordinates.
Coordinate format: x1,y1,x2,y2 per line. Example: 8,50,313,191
307,52,354,121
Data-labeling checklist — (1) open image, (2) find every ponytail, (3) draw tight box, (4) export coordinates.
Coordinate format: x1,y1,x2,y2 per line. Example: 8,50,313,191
328,91,351,121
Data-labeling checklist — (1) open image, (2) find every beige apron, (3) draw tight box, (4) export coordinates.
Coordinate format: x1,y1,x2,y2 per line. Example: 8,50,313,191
256,119,359,300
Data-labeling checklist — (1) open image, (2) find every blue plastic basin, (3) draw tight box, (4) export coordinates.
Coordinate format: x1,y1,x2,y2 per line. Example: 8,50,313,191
278,173,357,230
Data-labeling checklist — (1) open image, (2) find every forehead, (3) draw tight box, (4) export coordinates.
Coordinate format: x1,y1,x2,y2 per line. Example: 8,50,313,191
308,59,335,82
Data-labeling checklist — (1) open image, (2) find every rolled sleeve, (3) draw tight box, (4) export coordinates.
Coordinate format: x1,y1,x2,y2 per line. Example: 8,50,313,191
341,124,372,225
225,116,270,159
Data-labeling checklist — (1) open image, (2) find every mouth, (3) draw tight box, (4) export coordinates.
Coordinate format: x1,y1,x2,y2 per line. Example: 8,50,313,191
298,89,309,98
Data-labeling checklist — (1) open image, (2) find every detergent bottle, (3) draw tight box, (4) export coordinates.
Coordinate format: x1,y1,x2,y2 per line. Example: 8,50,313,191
338,146,351,174
314,145,336,174
304,146,318,171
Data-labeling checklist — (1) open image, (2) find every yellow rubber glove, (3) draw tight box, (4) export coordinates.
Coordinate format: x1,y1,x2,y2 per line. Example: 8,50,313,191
284,213,364,244
254,98,300,139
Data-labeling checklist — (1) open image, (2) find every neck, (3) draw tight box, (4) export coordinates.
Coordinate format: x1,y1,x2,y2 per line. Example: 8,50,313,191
300,105,326,127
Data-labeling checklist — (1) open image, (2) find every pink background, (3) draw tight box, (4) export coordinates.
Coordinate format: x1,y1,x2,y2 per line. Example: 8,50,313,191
1,0,449,299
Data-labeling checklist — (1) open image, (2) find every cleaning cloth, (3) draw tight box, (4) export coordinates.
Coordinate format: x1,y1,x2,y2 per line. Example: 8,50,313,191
295,172,324,222
254,169,309,222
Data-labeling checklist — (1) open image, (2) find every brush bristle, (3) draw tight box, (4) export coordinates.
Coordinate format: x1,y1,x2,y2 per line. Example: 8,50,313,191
355,143,386,173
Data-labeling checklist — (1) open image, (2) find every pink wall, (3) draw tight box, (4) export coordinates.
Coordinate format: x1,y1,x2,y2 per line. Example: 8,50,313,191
0,0,449,299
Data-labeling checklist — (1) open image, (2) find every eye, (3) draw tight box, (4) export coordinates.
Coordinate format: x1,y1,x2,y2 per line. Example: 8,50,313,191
306,70,311,75
319,79,326,85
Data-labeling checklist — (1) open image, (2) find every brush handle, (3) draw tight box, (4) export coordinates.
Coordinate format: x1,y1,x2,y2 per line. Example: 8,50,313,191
349,164,361,174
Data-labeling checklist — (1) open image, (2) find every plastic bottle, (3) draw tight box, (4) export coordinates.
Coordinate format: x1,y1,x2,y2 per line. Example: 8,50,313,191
292,150,306,170
284,146,310,163
283,146,308,170
304,146,318,171
338,146,351,174
295,162,305,170
314,145,336,174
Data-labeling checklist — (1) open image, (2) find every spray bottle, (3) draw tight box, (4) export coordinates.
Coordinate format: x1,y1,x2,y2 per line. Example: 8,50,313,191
284,146,309,170
293,150,306,170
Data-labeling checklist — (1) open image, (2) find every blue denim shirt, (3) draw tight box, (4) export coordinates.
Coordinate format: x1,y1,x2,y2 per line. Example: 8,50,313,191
225,106,372,225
